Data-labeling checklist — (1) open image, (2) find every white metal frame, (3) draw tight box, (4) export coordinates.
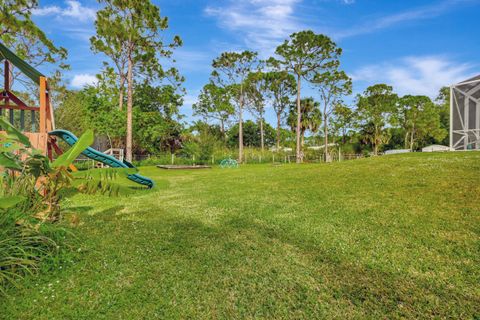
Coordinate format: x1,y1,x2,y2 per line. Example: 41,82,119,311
450,75,480,150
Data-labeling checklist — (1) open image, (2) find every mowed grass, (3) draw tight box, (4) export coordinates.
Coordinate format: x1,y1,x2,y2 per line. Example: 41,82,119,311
1,152,479,319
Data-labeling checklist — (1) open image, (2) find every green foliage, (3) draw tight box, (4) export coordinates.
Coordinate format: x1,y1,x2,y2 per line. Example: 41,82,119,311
91,0,183,161
54,90,89,136
395,95,447,150
52,130,94,168
274,30,341,161
435,87,451,145
211,51,260,161
193,83,235,140
331,103,355,145
287,98,322,145
91,0,182,83
0,0,68,69
0,208,59,295
262,68,297,148
274,30,341,80
227,120,275,148
356,84,398,154
0,118,94,220
0,195,26,209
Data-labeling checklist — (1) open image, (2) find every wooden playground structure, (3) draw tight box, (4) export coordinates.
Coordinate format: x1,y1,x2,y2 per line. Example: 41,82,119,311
0,42,64,161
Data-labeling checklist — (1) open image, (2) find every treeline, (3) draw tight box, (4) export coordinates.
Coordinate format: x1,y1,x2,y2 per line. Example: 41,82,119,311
2,0,450,164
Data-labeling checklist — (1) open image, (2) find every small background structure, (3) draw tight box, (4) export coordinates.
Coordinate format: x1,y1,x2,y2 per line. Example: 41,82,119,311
450,75,480,150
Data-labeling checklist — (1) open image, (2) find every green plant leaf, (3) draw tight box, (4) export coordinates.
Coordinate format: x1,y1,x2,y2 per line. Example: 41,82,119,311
0,117,31,147
0,153,22,170
51,130,94,168
0,195,26,209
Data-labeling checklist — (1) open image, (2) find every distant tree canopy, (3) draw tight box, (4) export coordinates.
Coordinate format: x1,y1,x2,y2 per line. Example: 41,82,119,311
55,81,183,155
0,0,68,68
227,120,275,149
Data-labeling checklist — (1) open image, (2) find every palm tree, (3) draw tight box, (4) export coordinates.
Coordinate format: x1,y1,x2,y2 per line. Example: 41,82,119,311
287,98,322,147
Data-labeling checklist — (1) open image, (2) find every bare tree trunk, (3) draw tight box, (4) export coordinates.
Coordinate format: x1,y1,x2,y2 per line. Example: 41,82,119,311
238,95,244,164
260,118,264,152
296,74,302,163
126,56,133,162
276,112,281,150
410,126,415,151
404,131,409,149
119,77,125,110
220,119,226,143
324,115,328,161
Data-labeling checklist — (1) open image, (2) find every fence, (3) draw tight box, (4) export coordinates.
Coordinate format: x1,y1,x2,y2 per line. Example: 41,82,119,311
131,150,366,166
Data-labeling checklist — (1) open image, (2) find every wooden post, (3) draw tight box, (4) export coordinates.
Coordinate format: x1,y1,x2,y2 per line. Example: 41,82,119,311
20,110,24,130
38,76,48,154
39,76,47,134
46,91,54,131
31,110,36,132
3,61,10,129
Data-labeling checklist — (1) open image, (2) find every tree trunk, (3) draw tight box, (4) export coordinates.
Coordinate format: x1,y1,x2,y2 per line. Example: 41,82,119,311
119,77,125,110
324,115,328,161
276,112,281,150
220,119,226,143
238,94,244,164
410,126,415,151
260,118,264,152
126,56,133,162
296,74,302,163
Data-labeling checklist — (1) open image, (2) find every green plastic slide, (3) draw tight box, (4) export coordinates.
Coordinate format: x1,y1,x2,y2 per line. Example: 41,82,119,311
49,129,154,188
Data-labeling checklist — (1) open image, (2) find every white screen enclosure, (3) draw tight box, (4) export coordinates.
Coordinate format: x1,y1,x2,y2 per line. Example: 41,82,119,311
450,75,480,150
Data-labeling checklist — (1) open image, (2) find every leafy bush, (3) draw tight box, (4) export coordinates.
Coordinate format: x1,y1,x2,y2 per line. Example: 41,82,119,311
0,117,95,293
0,201,61,294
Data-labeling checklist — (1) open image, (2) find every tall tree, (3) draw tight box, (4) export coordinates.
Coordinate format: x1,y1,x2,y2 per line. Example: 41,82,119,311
287,98,322,147
356,84,398,155
0,0,68,68
331,103,355,145
396,95,447,150
274,31,341,163
263,67,296,150
313,70,352,160
435,87,450,145
1,0,68,104
245,71,268,151
91,0,182,162
192,83,234,142
211,51,258,163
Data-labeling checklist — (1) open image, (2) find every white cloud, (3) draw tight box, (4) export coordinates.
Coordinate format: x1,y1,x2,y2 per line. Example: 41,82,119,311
70,74,98,88
351,56,474,97
205,0,302,56
335,0,474,39
32,1,96,22
32,6,61,16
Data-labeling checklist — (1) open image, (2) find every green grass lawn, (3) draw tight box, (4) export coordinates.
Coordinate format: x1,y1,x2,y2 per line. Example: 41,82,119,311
1,152,479,319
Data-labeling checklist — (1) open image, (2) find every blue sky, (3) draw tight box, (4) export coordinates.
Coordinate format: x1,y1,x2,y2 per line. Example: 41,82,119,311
30,0,480,126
